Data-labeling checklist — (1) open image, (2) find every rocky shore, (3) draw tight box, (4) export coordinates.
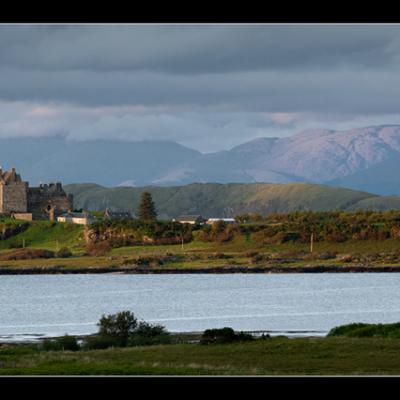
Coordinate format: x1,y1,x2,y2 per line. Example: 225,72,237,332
0,264,400,274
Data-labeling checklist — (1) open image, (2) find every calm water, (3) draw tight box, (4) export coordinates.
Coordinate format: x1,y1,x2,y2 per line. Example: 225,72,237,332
1,273,400,341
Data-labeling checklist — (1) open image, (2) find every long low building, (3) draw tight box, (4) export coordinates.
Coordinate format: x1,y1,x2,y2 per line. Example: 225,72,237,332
206,218,236,225
57,212,95,225
173,215,207,224
172,216,236,225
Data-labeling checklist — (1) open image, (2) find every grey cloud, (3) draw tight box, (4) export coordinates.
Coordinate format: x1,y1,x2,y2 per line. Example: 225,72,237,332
0,25,400,150
1,101,400,153
0,25,399,73
0,66,400,114
0,101,286,151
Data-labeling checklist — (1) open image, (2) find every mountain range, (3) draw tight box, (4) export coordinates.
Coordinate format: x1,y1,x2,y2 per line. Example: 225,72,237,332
2,124,400,195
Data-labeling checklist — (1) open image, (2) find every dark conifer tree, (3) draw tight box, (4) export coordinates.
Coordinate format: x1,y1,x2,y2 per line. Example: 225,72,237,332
138,191,157,221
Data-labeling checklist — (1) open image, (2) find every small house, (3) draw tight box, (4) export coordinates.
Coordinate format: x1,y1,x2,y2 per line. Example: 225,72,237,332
57,212,95,225
173,215,207,225
104,208,133,220
206,218,236,225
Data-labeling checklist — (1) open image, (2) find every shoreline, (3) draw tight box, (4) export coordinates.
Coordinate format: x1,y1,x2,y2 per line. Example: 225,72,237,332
0,329,328,345
1,264,400,274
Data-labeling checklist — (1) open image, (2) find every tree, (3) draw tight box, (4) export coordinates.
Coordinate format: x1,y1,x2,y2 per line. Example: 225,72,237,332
97,311,138,342
86,310,170,349
138,191,157,221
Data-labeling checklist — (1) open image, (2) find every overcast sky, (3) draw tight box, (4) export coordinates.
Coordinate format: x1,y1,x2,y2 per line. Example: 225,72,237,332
1,24,400,152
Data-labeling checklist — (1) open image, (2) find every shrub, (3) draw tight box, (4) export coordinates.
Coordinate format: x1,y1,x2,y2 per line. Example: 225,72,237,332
303,251,338,261
85,241,112,256
0,248,54,261
338,254,357,263
84,311,171,349
40,335,80,352
207,253,233,260
200,327,254,344
56,247,73,258
272,231,301,244
135,321,169,337
128,322,171,346
327,322,400,338
8,241,23,249
81,335,125,350
198,222,237,243
135,256,152,266
259,333,271,339
235,331,255,341
250,254,265,264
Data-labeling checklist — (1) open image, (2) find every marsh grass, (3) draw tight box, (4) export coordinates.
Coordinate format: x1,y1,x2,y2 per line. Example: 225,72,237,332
3,337,400,375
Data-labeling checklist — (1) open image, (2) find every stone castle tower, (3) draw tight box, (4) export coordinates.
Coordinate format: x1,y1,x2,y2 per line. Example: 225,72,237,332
0,167,73,220
0,167,28,214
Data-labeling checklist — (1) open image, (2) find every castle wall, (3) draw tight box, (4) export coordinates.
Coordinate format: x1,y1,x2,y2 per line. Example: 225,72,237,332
0,169,73,220
0,182,28,213
28,183,73,220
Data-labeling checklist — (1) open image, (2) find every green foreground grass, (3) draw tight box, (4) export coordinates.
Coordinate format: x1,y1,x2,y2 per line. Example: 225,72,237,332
2,337,400,375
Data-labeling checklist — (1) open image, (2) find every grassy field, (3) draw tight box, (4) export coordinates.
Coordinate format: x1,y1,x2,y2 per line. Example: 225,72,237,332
1,220,400,271
2,337,400,375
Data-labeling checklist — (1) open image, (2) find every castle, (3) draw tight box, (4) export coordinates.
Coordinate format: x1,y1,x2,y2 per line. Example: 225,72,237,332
0,167,73,220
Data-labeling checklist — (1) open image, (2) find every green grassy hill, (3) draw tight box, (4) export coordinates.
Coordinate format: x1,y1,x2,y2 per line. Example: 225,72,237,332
0,221,84,252
64,182,400,218
348,196,400,211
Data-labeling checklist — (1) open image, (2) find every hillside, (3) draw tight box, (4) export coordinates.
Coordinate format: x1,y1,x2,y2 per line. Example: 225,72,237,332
328,155,400,195
64,182,400,218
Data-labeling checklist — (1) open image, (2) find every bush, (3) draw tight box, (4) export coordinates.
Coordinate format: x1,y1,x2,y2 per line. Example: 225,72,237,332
250,254,265,264
135,256,152,266
127,323,171,347
327,322,400,338
0,248,55,261
207,252,233,260
198,222,237,243
8,241,23,249
81,335,125,350
85,241,112,256
87,219,194,247
83,310,171,350
200,327,254,344
303,251,338,261
135,321,169,337
127,334,171,346
271,231,301,244
40,335,80,352
56,247,73,258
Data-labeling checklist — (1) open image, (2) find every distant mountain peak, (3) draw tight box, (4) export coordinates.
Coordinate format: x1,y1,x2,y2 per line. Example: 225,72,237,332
3,124,400,195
